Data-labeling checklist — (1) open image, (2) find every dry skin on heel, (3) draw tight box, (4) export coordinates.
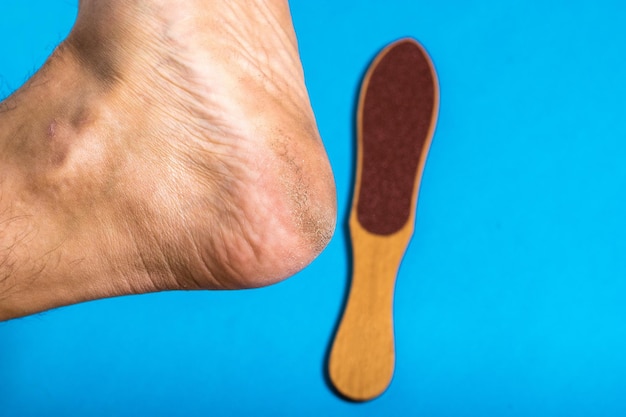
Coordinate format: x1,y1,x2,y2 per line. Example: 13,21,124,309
328,38,439,401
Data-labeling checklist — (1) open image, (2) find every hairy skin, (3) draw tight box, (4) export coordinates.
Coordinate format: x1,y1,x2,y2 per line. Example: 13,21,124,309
0,0,337,320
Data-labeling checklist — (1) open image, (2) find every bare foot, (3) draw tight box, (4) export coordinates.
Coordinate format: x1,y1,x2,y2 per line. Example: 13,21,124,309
0,0,336,320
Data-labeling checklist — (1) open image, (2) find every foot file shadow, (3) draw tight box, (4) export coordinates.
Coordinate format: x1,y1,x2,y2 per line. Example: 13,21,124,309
322,55,373,403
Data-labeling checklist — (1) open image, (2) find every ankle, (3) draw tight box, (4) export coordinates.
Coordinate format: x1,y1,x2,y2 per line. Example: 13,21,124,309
0,0,337,321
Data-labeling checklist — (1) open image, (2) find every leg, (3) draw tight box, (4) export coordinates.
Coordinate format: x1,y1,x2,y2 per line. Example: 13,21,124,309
0,0,336,320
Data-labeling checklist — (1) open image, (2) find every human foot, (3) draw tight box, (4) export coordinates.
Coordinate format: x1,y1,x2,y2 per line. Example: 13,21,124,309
0,0,336,320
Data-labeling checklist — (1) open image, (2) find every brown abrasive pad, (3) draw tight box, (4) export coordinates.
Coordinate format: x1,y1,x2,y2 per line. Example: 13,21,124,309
357,40,436,235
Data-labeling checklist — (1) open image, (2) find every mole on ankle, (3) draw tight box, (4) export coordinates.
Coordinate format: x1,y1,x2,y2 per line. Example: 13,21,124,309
44,119,70,167
47,120,58,139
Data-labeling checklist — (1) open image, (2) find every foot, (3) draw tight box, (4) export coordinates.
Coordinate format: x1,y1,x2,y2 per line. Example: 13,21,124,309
0,0,336,320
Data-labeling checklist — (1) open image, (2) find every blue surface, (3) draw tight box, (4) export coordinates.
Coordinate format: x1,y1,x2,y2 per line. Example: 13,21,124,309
2,1,626,416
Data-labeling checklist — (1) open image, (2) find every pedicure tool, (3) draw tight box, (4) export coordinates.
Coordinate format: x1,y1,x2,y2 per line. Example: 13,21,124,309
328,38,439,401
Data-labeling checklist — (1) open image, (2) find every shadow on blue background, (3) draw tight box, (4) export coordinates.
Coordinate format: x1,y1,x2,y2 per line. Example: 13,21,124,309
321,47,365,403
2,1,626,416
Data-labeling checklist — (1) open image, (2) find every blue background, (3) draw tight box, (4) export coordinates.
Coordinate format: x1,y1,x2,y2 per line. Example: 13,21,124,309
2,1,626,416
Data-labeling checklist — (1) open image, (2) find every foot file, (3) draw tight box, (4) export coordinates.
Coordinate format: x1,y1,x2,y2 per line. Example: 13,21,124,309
328,38,439,401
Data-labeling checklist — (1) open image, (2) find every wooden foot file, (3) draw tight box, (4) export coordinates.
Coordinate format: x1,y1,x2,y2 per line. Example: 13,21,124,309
328,38,439,401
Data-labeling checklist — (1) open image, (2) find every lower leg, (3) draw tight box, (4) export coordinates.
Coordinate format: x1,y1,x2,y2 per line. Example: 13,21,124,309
0,0,336,320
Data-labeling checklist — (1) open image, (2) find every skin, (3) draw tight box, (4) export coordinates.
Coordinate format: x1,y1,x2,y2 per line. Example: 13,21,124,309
0,0,337,321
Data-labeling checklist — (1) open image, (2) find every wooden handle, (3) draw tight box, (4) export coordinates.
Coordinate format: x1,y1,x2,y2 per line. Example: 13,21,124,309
329,216,413,401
